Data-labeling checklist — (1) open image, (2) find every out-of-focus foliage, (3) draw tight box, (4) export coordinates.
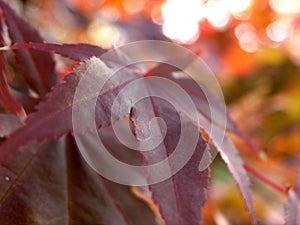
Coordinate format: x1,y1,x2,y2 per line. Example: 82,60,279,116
3,0,300,224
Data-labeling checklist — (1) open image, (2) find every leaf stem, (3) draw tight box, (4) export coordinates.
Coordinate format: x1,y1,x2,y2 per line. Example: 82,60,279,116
243,162,290,195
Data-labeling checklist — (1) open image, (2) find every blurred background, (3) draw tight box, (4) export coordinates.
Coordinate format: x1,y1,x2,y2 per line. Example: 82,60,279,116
5,0,300,224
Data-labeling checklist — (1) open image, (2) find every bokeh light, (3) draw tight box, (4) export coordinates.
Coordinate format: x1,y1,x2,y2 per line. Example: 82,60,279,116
161,0,254,43
87,21,120,48
235,22,257,44
269,0,300,14
235,22,259,52
266,19,292,43
205,0,231,29
161,0,203,43
224,0,252,14
288,30,300,64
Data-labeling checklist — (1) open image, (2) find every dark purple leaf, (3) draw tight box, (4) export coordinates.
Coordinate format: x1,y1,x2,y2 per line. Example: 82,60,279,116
0,136,157,225
0,60,26,120
10,42,107,61
145,68,257,224
149,138,209,225
173,77,257,151
148,61,256,150
9,88,39,112
0,114,22,137
214,132,256,224
130,97,209,225
130,81,256,224
0,13,25,120
81,128,160,224
0,55,256,224
0,57,138,164
0,0,57,97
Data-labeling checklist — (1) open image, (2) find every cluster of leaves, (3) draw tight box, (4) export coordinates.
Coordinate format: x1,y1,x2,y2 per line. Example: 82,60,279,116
0,1,299,224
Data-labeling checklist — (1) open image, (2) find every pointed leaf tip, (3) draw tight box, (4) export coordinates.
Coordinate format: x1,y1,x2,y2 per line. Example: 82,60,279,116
285,171,300,225
0,14,26,121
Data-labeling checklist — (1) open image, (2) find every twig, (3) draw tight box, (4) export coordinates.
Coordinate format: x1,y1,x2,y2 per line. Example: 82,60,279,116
243,162,290,195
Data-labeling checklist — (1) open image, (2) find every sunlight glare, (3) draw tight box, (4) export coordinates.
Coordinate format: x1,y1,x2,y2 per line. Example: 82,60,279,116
205,1,230,29
269,0,300,14
161,0,204,43
224,0,252,14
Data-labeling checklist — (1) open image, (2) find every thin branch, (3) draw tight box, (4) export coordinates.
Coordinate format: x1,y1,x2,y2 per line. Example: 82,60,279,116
243,162,290,195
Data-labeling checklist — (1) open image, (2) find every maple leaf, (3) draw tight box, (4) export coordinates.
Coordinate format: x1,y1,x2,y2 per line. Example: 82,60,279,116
0,1,293,224
5,41,254,145
0,56,256,224
73,112,209,225
0,0,57,97
9,42,107,61
148,63,256,151
0,135,157,225
130,97,209,225
129,76,256,224
0,4,256,223
0,58,139,163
